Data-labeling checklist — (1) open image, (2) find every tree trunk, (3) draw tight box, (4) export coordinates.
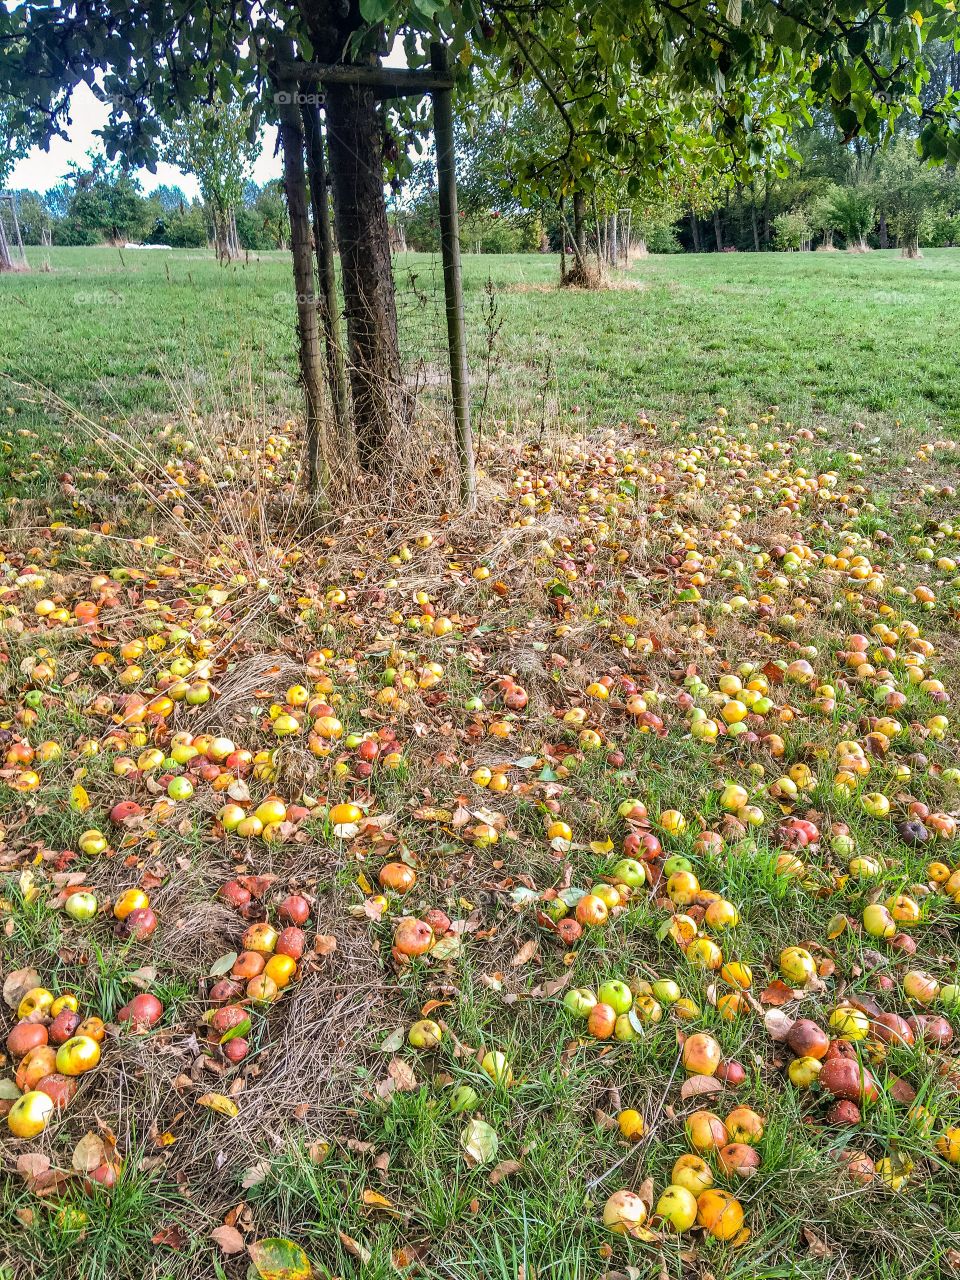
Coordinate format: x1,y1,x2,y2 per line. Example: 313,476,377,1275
573,190,586,261
713,208,723,251
608,210,619,268
689,210,701,252
325,79,408,471
750,182,760,252
277,93,326,496
763,178,771,247
878,214,889,249
302,98,352,461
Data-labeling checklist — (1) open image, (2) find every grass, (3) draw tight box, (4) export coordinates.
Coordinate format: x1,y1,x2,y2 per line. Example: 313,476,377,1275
1,246,959,503
1,246,960,1280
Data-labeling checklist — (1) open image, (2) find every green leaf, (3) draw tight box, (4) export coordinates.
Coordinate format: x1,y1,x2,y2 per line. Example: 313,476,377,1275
209,952,238,977
219,1017,251,1045
359,0,397,22
248,1238,312,1280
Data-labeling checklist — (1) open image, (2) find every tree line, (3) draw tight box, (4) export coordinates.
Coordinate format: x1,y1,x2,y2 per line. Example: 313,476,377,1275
9,161,289,251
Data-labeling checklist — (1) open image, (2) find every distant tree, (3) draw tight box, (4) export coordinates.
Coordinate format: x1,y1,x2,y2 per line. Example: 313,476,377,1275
825,185,876,250
162,97,261,260
13,189,52,244
60,154,151,242
150,183,189,212
876,134,945,257
808,185,842,248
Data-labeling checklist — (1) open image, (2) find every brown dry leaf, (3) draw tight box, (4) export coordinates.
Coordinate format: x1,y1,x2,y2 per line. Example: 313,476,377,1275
211,1224,246,1254
759,980,794,1006
802,1226,834,1259
124,965,158,990
3,967,40,1009
488,1159,523,1185
71,1131,107,1173
152,1224,188,1249
530,969,574,999
338,1231,372,1264
307,1140,330,1164
387,1058,418,1092
314,934,338,956
680,1075,723,1101
764,1009,795,1041
16,1153,50,1181
637,1177,655,1215
510,939,538,967
14,1207,35,1228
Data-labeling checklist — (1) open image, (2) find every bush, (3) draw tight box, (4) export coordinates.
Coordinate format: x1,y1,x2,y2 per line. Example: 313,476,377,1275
929,210,960,248
645,223,682,253
52,218,100,246
772,208,811,250
147,205,209,248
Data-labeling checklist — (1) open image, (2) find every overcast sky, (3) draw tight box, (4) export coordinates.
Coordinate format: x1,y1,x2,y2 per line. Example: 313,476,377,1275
9,81,285,196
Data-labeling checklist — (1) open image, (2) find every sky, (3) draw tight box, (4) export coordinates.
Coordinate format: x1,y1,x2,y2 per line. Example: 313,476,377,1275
9,82,285,196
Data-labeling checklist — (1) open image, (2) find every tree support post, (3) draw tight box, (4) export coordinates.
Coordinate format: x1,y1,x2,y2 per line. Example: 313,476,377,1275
301,97,352,463
431,42,476,510
275,74,326,498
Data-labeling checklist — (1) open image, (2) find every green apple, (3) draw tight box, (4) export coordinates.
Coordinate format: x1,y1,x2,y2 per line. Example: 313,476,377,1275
662,855,692,877
651,978,682,1005
613,1013,638,1041
563,988,597,1018
610,858,645,888
64,891,98,922
597,980,633,1015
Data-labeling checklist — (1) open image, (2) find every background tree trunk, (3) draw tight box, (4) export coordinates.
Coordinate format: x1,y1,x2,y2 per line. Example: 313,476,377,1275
879,214,889,249
713,208,723,251
573,190,586,262
689,210,701,252
325,79,408,471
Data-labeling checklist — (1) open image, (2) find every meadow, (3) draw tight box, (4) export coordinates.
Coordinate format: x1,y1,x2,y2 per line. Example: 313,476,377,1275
1,246,960,1280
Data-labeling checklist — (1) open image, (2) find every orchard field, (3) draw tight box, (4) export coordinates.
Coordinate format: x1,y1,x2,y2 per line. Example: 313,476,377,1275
2,246,960,1280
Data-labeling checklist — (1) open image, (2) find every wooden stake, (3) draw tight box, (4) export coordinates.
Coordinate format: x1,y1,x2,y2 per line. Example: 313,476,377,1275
431,42,476,510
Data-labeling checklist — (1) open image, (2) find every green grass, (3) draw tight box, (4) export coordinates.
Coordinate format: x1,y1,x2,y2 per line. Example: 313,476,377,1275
3,246,960,1280
1,247,958,504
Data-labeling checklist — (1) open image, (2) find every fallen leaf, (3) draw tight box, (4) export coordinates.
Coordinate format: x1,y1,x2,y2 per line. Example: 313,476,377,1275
461,1119,498,1166
71,1132,107,1173
802,1226,834,1259
760,980,794,1006
211,1224,246,1254
16,1153,50,1181
764,1009,795,1041
338,1231,371,1265
314,934,338,956
680,1075,724,1101
3,967,40,1009
387,1058,418,1092
248,1237,313,1279
530,969,574,998
361,1189,402,1215
488,1159,522,1185
241,1160,273,1189
153,1224,188,1249
510,939,538,967
197,1093,240,1118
